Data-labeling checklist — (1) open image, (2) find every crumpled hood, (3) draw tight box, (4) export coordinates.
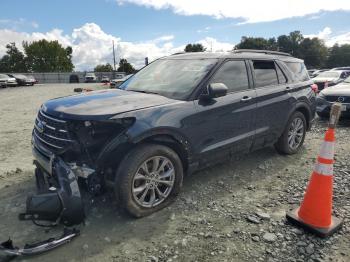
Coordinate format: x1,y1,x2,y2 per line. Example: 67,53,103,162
320,83,350,96
42,89,177,120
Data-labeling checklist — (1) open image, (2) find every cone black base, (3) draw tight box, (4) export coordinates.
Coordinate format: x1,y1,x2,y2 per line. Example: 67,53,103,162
286,208,343,238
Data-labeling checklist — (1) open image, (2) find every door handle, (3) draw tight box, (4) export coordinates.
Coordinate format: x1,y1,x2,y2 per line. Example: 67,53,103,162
240,96,252,102
286,86,291,90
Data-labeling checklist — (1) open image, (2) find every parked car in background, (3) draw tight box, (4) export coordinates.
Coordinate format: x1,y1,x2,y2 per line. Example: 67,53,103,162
0,74,8,88
26,75,37,85
309,69,329,78
69,74,80,83
7,74,32,86
110,74,133,88
6,75,18,87
85,72,97,83
308,69,317,76
316,76,350,118
30,50,315,220
0,74,18,87
312,70,350,91
331,66,350,71
101,76,110,83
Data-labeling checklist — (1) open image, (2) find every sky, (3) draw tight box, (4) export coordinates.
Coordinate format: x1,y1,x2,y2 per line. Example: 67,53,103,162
1,0,350,70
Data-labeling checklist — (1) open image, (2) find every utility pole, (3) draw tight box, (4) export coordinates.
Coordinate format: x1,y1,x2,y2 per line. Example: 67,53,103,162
112,40,116,71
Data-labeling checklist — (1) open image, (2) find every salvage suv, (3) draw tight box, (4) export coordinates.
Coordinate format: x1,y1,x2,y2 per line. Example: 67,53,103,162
28,50,316,225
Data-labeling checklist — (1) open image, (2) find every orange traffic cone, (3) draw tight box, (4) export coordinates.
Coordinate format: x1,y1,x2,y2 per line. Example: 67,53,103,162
286,103,343,237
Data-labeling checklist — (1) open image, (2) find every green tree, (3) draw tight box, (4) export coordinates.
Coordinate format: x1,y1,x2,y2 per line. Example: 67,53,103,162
298,38,328,68
0,43,27,72
327,44,350,68
235,37,277,50
184,43,206,52
94,63,114,72
23,39,74,72
277,31,303,55
117,59,135,74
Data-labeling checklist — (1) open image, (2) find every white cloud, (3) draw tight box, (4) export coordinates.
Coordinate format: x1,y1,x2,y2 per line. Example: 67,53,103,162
0,18,39,30
198,37,233,52
305,27,350,47
0,23,205,71
116,0,350,23
0,23,234,71
305,27,332,40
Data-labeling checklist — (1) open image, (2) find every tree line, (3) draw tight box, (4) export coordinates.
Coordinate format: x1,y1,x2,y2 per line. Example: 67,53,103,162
0,40,74,72
94,59,136,74
185,31,350,69
2,30,350,73
0,40,136,74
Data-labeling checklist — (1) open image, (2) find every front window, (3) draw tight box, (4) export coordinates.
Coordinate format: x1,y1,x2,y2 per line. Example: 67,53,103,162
122,58,218,100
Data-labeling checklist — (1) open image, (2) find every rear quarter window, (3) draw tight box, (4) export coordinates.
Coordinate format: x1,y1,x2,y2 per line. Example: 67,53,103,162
285,62,309,82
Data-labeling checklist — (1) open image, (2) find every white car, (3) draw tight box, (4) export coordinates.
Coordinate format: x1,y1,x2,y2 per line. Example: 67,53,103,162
85,73,97,83
110,74,133,88
0,74,17,87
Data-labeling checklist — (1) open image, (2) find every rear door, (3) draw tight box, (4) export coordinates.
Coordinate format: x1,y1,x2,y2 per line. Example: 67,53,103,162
249,60,293,150
192,59,257,163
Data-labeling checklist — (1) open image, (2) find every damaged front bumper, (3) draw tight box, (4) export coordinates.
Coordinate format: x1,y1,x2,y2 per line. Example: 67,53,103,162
0,228,79,256
20,154,85,226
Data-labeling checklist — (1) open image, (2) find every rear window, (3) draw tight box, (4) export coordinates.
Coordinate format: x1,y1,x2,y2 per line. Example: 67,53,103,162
253,60,278,88
285,62,309,82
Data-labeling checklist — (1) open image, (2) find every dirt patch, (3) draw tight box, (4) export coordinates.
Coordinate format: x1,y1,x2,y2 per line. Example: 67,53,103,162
0,84,349,262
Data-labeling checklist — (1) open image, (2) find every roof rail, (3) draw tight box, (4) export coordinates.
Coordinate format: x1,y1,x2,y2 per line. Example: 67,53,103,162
232,49,292,57
171,52,186,56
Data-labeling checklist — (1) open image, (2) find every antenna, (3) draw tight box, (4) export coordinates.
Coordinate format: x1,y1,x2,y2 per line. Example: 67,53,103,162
112,40,116,71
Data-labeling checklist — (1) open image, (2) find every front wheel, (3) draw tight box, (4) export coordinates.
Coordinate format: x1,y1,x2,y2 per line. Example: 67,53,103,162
115,144,183,217
275,111,306,155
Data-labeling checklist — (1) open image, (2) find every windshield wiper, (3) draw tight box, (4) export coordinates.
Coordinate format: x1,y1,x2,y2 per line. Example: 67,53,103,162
128,90,161,95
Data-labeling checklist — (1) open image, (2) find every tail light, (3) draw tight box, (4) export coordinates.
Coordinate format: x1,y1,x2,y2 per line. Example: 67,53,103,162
311,84,318,93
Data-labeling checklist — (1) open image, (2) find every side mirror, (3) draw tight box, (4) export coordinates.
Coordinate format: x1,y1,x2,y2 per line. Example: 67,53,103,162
206,83,228,99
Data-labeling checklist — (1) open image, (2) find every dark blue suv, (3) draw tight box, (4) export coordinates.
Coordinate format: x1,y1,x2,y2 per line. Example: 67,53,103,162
28,50,315,224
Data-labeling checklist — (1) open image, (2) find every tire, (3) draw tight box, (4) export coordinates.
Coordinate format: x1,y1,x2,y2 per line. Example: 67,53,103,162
274,111,307,155
115,144,183,217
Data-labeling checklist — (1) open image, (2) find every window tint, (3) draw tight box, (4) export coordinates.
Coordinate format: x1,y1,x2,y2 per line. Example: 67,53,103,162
276,64,287,84
253,60,278,87
210,60,249,92
285,62,309,81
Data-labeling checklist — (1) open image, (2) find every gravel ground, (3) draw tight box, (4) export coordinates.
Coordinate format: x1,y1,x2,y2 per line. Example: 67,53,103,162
0,84,349,262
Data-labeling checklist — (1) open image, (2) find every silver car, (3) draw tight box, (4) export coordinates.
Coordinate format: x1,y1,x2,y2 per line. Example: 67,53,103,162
316,76,350,118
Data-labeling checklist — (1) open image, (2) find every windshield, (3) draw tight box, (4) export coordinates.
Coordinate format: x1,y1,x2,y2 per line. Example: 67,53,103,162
123,58,218,100
317,71,340,78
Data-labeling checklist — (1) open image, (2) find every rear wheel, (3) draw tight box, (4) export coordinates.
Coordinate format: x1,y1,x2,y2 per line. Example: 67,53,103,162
115,144,183,217
275,111,306,155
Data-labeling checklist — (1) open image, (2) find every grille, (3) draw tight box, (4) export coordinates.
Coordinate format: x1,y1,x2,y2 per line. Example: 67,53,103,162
33,110,74,150
325,96,350,103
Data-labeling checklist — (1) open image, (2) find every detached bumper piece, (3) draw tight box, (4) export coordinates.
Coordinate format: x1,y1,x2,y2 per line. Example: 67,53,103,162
20,157,85,226
0,228,79,257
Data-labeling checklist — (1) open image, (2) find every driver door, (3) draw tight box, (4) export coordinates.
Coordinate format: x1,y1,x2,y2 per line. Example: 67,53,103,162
191,59,257,164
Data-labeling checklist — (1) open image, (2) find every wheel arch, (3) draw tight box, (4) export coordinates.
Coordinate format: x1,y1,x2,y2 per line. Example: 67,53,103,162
98,129,192,181
294,102,312,130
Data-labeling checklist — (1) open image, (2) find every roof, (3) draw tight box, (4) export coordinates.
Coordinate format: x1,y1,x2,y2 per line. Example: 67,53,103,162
165,50,303,62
